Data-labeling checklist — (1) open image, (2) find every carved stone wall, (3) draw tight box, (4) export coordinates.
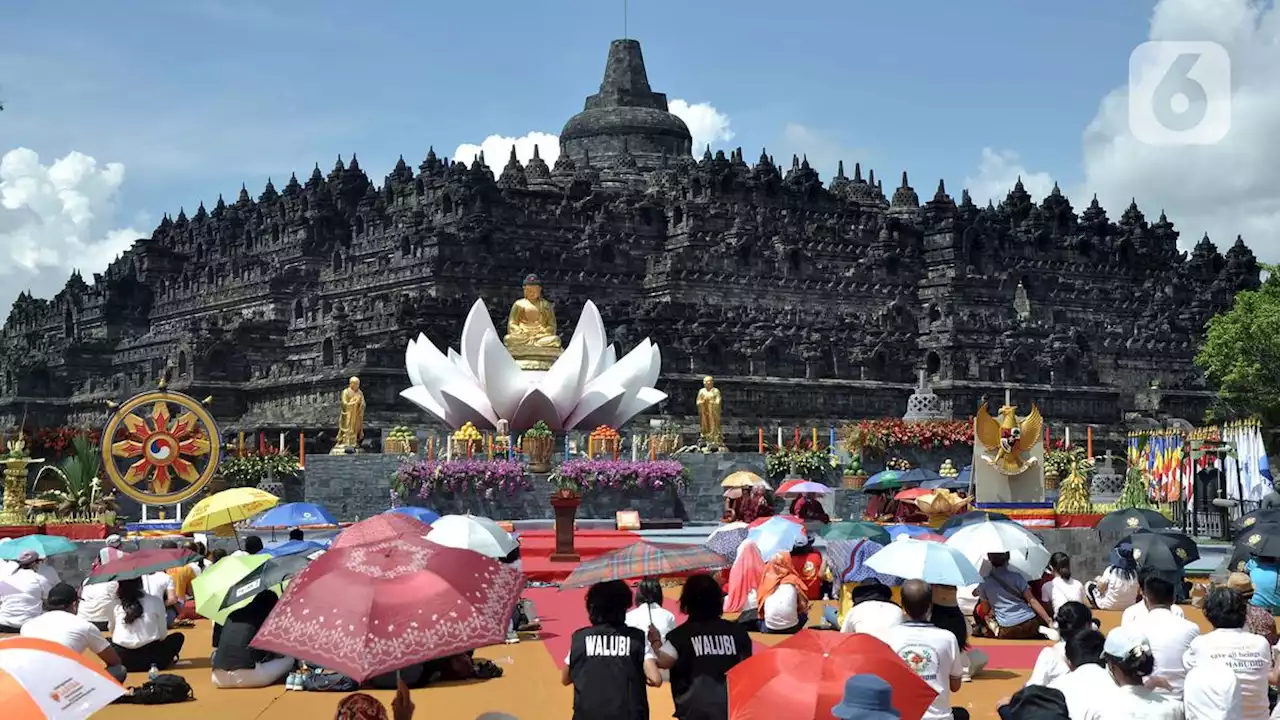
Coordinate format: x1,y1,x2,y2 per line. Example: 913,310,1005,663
0,40,1261,442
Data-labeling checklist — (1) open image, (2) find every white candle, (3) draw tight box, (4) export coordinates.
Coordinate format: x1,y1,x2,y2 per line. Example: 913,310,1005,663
279,431,286,451
446,437,452,460
632,435,638,461
1004,389,1012,406
1065,427,1071,448
777,427,783,448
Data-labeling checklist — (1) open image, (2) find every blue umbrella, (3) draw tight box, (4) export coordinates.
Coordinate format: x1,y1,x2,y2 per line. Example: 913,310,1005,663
884,524,936,541
897,468,944,485
0,534,78,559
263,540,328,558
249,502,339,528
746,517,809,560
385,506,441,525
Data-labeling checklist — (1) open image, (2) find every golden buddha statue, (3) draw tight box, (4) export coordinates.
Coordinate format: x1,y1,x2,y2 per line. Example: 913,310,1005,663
696,375,724,450
331,376,366,454
503,274,563,370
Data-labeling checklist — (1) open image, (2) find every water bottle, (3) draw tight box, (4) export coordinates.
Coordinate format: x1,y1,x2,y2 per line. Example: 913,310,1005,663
148,664,159,681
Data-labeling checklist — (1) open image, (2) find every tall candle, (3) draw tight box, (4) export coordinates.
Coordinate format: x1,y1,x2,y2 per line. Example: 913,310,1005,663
758,428,764,453
447,437,453,460
649,435,656,460
1044,427,1050,447
508,435,514,461
565,433,570,459
1065,427,1071,448
279,431,286,452
777,427,783,448
298,433,305,467
238,432,245,457
829,426,836,452
632,435,639,461
811,427,818,449
487,434,493,460
793,426,800,447
1087,427,1093,458
428,435,435,460
259,431,266,452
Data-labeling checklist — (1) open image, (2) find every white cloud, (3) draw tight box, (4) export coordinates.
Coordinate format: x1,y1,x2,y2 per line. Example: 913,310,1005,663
452,99,733,166
963,148,1056,207
0,148,144,314
964,0,1280,263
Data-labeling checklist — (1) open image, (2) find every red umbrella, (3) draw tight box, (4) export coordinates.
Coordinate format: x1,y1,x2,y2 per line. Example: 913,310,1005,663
250,535,523,682
86,548,203,583
894,488,932,502
748,514,803,529
727,630,936,720
330,512,431,549
776,479,803,495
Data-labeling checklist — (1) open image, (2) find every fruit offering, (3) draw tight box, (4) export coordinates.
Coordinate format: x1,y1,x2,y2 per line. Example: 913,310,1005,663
885,457,912,471
846,454,863,475
938,459,959,478
453,422,482,440
387,426,415,443
589,425,619,440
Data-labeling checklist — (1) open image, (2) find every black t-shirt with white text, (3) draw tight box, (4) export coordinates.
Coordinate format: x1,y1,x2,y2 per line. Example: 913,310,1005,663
568,623,648,720
663,618,754,720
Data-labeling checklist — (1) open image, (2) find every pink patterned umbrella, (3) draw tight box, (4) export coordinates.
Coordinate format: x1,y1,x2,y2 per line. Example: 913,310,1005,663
330,513,431,549
250,536,524,681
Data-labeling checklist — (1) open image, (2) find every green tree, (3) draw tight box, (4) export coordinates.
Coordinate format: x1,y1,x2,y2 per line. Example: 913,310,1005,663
1195,266,1280,425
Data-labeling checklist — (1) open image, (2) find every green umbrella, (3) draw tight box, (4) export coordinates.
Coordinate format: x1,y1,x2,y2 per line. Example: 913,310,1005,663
192,554,270,624
820,521,892,545
0,534,78,559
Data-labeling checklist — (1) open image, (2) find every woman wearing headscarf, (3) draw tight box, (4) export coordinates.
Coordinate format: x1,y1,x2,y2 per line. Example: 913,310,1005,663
1085,544,1140,611
334,678,414,720
723,541,765,618
757,552,810,634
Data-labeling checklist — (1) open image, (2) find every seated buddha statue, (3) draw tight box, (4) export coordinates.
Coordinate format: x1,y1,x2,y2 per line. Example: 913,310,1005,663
503,274,563,369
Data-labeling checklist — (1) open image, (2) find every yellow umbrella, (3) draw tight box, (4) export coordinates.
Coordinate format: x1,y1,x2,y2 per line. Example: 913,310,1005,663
720,470,768,488
182,487,279,533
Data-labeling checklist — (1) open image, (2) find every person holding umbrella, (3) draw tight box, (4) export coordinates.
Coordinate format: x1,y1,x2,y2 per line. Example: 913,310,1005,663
211,589,293,689
110,576,186,671
645,574,753,720
882,580,964,720
560,580,661,720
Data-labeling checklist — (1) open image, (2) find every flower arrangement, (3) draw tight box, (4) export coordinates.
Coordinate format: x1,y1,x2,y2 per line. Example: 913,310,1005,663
549,459,689,495
218,449,301,488
839,419,974,454
765,447,837,481
12,427,103,460
33,433,117,523
395,458,532,500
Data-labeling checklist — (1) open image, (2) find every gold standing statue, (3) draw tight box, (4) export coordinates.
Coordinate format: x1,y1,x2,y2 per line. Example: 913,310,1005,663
696,375,724,450
503,274,563,370
331,376,366,454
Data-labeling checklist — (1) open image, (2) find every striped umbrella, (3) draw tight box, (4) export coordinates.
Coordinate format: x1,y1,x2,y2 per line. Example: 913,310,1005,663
705,526,750,562
560,541,732,589
0,636,126,719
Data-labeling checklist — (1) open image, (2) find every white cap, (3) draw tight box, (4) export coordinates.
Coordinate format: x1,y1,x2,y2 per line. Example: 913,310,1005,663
1103,625,1150,659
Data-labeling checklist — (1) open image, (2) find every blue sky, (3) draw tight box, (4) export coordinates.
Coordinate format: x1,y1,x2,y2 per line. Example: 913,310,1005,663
3,0,1278,310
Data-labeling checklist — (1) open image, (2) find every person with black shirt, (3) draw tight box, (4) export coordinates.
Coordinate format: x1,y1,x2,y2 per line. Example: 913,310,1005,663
647,574,753,720
211,590,294,688
561,580,661,720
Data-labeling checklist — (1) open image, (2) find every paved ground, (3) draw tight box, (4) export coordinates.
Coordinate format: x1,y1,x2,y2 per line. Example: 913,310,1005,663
76,591,1216,720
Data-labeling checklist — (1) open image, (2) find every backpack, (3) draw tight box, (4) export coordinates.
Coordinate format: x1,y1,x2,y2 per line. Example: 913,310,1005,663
117,674,194,704
303,671,359,692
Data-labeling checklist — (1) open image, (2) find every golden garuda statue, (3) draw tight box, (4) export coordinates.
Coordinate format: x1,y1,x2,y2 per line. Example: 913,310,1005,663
503,274,563,370
974,398,1043,476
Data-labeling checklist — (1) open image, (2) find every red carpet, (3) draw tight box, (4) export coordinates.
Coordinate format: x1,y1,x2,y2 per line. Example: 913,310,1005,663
518,529,639,582
974,642,1046,670
527,586,688,668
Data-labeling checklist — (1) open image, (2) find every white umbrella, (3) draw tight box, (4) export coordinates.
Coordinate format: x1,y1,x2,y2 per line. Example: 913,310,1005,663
425,514,518,559
865,537,981,586
945,520,1050,579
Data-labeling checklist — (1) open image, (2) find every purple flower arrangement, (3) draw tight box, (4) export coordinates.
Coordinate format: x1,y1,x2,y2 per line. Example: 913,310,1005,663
550,459,689,494
394,458,533,500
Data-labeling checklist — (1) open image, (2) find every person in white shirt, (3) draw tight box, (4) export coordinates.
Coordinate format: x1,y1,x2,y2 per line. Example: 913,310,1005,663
1121,598,1186,626
625,578,676,681
1182,662,1241,720
882,580,962,720
77,577,119,631
1087,545,1141,611
22,582,127,681
1042,552,1087,615
1048,628,1116,720
839,582,903,638
1027,602,1096,687
36,561,59,586
1183,586,1279,720
1129,576,1199,698
1097,625,1184,719
109,577,186,672
0,550,53,632
757,552,809,634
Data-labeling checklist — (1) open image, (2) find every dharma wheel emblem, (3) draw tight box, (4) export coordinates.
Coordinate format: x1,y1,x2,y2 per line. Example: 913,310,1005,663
1126,517,1140,528
1245,517,1257,526
1132,548,1142,559
1249,534,1262,546
1175,548,1187,560
101,387,221,505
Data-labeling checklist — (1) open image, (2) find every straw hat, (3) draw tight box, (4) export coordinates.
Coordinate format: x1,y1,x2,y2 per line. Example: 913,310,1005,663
1227,571,1255,599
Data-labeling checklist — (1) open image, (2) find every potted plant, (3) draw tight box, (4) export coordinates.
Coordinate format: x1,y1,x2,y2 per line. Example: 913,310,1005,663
384,426,417,455
521,421,555,473
34,434,117,539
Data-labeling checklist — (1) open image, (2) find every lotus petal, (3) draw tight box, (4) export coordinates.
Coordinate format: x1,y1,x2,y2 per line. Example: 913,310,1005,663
400,385,448,419
612,386,668,427
540,330,591,423
478,330,527,420
440,384,499,428
405,336,425,388
564,384,627,429
510,387,564,431
461,299,498,383
570,301,609,382
413,337,468,411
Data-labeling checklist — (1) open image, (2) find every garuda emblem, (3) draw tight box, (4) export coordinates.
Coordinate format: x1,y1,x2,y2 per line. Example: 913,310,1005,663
975,401,1043,476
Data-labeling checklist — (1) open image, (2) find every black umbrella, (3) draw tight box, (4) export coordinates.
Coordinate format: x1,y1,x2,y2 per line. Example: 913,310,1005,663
220,551,315,610
1225,543,1254,575
938,511,1012,533
1096,508,1173,534
1234,508,1280,532
1234,524,1280,559
1120,530,1199,572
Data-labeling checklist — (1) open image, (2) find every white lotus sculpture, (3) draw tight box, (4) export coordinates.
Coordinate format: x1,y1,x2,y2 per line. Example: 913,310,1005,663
401,299,666,431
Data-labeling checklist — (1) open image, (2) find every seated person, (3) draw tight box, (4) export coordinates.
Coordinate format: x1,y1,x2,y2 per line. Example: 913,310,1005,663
975,552,1053,639
757,553,810,634
22,583,127,682
77,577,119,632
212,590,294,688
1085,545,1140,612
836,582,903,639
0,550,52,633
789,540,825,601
288,527,304,542
109,577,186,672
